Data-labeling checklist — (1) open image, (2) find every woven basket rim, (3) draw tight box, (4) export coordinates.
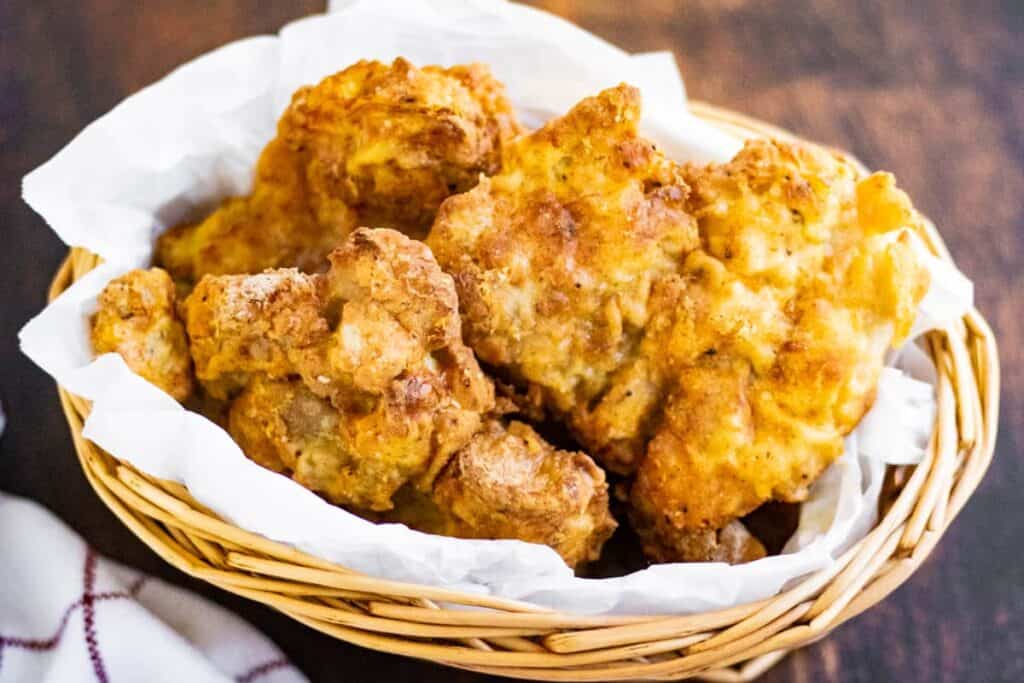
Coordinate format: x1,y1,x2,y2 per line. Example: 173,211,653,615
48,100,1000,682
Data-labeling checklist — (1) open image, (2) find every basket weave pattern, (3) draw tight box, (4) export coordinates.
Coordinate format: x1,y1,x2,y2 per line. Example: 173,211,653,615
50,103,1000,682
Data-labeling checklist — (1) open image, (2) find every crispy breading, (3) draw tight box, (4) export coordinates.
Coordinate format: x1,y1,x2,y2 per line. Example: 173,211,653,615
90,268,194,402
156,137,357,283
204,228,613,561
295,229,497,505
427,85,929,563
282,58,523,237
629,142,929,559
428,84,696,436
181,268,328,399
228,376,318,475
385,420,617,568
186,229,491,511
302,228,487,404
431,419,617,567
157,58,522,282
228,376,468,512
648,521,767,565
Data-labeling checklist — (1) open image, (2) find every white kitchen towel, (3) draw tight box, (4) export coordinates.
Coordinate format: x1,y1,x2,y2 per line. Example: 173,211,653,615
0,492,307,683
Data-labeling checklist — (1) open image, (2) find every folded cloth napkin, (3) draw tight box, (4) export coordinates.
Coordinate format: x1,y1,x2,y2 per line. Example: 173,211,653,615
0,492,307,683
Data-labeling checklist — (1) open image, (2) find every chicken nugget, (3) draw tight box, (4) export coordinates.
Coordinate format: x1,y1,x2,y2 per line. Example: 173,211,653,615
181,268,327,399
91,268,194,401
388,420,617,568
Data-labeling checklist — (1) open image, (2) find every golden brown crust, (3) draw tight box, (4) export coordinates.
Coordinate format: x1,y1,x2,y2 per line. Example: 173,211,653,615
633,520,767,565
90,268,195,402
427,85,930,564
321,227,464,371
228,376,313,475
185,229,493,511
283,58,523,237
428,84,696,435
228,376,456,511
629,141,930,558
156,59,522,284
181,268,328,399
156,137,357,283
389,420,617,568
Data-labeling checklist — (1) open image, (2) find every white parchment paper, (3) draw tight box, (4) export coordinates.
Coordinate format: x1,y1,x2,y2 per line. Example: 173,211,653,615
19,0,973,615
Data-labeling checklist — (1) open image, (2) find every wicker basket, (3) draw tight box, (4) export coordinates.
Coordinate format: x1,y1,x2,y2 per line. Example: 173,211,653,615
49,102,1000,682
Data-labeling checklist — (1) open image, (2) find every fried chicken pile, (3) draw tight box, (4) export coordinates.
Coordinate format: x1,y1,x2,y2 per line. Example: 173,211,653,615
184,229,496,512
428,84,695,472
428,84,929,562
92,59,932,570
97,227,614,567
156,58,521,284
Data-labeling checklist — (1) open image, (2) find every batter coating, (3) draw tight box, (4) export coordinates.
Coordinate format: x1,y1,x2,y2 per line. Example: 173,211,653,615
157,58,522,282
427,85,929,562
91,268,194,402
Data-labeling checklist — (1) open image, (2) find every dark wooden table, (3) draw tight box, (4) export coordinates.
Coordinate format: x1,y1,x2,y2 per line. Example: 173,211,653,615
1,1,1021,681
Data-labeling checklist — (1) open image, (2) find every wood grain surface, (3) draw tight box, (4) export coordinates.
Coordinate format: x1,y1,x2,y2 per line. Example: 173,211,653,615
1,1,1020,681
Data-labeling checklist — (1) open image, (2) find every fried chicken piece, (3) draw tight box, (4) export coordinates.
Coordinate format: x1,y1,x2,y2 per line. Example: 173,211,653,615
428,84,696,435
90,268,194,402
157,136,357,284
629,144,929,559
302,228,491,409
185,228,491,510
294,229,497,506
428,84,929,564
386,420,616,568
283,58,523,237
229,376,469,511
181,268,328,399
432,420,617,567
642,521,767,565
157,59,522,282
